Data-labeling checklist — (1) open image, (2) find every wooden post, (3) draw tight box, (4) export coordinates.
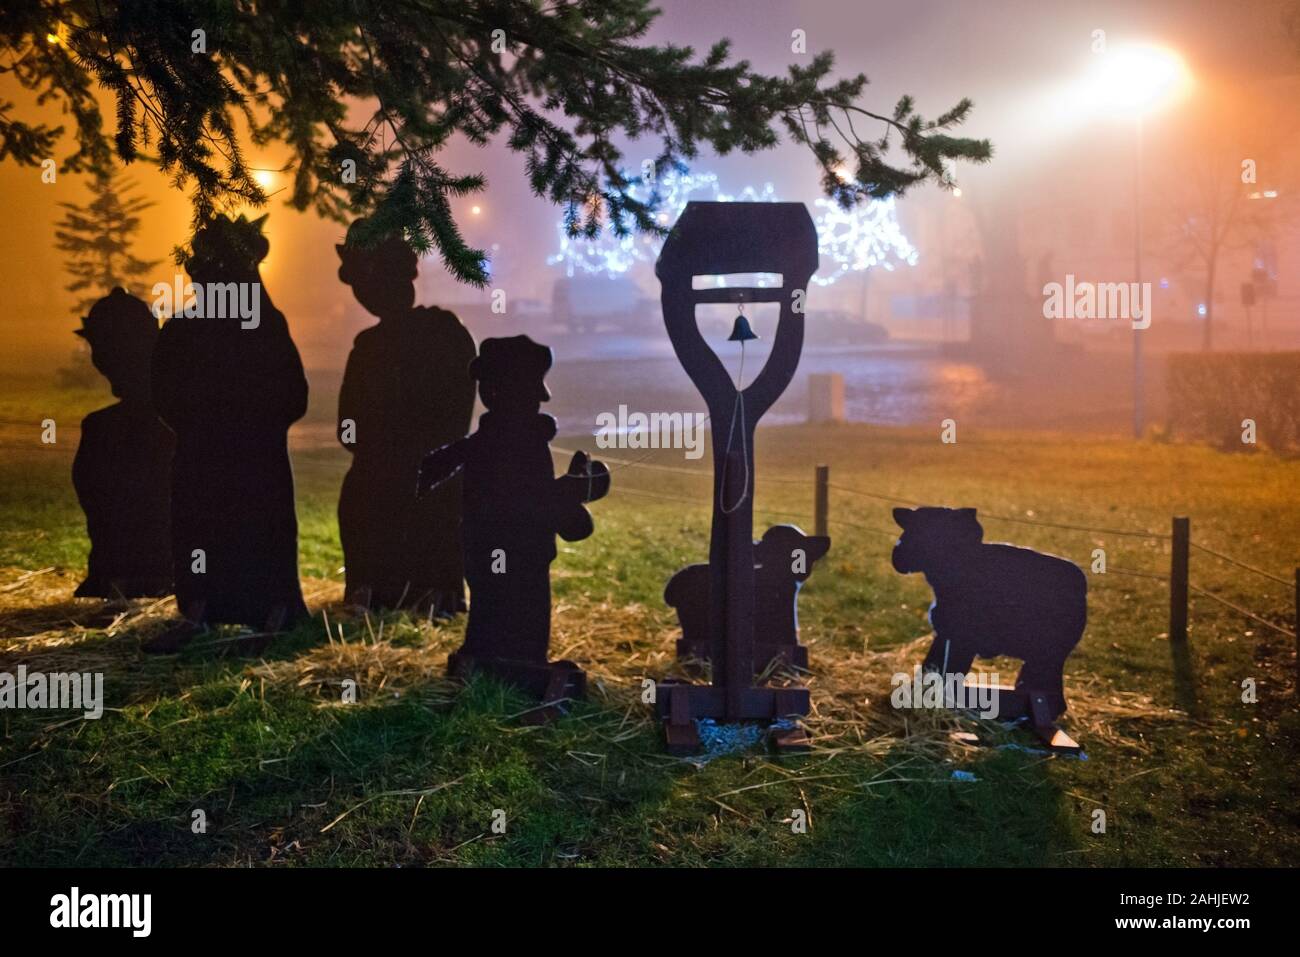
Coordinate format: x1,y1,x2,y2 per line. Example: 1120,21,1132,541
1170,517,1189,645
814,464,829,537
1169,516,1196,712
1294,567,1299,700
651,201,815,750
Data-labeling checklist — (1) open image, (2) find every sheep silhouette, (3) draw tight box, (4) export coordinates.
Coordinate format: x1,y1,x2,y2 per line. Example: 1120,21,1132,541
891,506,1086,721
667,524,830,671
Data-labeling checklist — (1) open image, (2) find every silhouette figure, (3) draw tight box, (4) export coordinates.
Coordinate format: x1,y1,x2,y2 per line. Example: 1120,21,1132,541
668,525,830,669
71,288,174,598
891,506,1086,735
417,336,609,713
652,202,819,753
150,215,309,641
336,220,476,614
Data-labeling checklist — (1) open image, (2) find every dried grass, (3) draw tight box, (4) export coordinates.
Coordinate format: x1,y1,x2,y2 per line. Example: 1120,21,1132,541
0,564,1181,768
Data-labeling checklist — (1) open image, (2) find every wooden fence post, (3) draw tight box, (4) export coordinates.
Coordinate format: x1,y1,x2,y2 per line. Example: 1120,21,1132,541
1169,516,1196,712
814,464,829,538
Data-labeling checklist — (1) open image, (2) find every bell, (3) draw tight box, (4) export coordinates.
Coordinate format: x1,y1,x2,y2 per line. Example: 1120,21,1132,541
728,313,759,342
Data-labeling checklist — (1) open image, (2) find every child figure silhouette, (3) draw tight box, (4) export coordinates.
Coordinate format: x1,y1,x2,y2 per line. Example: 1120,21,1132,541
417,336,610,711
149,215,309,647
71,288,174,599
336,220,476,614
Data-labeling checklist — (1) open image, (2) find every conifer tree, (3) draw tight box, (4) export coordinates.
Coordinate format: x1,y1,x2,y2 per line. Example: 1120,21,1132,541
54,166,159,313
4,1,991,285
52,166,160,387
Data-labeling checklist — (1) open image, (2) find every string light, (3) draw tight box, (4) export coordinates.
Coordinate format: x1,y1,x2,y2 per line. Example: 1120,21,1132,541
546,171,777,278
810,194,918,287
546,170,917,285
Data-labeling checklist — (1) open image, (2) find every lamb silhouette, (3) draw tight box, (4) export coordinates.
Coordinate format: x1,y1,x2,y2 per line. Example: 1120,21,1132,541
891,506,1086,734
667,525,830,670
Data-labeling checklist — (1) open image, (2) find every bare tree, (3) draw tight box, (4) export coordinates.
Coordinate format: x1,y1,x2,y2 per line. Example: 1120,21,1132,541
1157,84,1297,350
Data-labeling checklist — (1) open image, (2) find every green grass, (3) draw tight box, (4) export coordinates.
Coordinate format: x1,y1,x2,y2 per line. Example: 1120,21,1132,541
1,374,1297,867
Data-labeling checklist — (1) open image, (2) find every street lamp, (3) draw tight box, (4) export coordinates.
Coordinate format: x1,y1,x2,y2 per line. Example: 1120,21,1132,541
1084,44,1191,437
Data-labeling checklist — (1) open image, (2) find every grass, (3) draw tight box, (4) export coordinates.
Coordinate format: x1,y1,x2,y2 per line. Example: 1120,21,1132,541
1,373,1298,867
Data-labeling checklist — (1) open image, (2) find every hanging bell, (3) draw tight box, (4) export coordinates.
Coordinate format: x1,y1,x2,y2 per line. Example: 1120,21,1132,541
728,313,759,342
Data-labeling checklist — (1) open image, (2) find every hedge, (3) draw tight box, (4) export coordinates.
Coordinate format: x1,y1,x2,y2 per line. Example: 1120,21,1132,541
1166,351,1300,450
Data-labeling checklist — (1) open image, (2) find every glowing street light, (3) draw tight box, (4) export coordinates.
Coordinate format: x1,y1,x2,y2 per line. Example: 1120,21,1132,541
1083,43,1192,438
1082,43,1192,116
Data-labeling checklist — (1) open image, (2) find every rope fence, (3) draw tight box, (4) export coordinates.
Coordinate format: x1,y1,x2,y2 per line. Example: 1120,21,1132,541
555,445,1299,702
1191,542,1294,588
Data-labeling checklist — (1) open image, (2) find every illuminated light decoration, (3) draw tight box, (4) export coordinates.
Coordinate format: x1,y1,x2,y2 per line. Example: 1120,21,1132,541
808,194,918,287
546,170,915,286
547,171,776,278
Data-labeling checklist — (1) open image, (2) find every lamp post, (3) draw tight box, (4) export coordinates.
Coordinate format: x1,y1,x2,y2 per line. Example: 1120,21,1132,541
1085,44,1191,438
1133,113,1145,438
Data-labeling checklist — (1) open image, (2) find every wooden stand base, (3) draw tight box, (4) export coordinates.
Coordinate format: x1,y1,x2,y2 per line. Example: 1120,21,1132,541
655,679,811,756
447,650,586,724
985,684,1081,752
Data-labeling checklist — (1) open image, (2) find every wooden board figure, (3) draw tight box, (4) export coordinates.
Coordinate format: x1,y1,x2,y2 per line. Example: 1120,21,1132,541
417,335,610,721
336,219,476,615
653,202,819,754
668,524,830,670
891,506,1087,750
148,214,309,650
72,288,174,599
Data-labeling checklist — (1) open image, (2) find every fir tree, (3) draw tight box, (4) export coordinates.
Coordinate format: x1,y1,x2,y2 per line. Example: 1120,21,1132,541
54,166,160,313
4,1,992,285
52,167,160,387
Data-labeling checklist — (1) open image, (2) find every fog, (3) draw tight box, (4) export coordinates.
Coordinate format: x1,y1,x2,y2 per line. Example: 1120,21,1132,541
2,0,1297,434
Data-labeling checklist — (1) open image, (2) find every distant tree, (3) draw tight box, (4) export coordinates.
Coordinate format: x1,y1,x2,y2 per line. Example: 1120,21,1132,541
53,166,160,387
1,0,990,285
1156,86,1297,350
54,166,159,313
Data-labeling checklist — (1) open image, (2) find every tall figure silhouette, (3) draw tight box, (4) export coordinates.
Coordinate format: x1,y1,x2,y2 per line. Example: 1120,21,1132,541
417,336,610,708
150,215,309,639
336,220,476,614
71,288,173,598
